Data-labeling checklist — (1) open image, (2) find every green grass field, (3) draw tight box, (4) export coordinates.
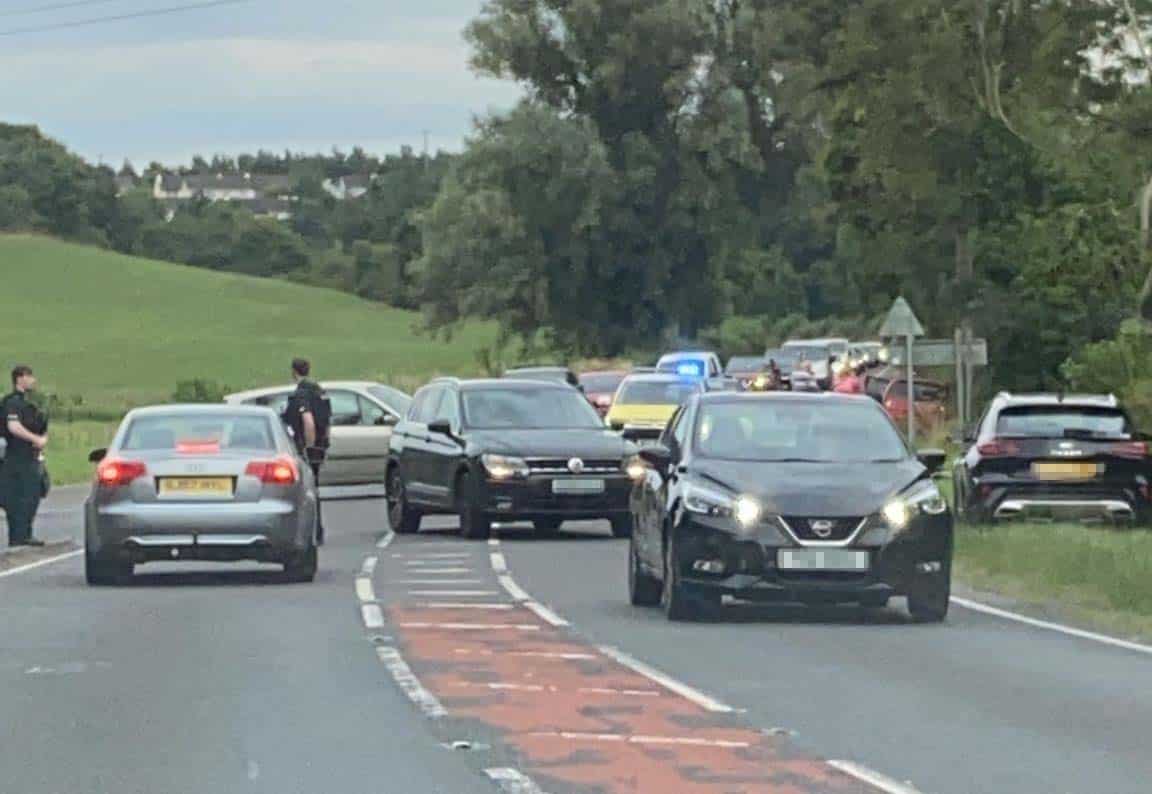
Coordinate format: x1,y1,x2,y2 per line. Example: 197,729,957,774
0,234,495,481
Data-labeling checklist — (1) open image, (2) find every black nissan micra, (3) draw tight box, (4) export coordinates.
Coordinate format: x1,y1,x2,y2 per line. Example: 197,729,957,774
629,391,953,621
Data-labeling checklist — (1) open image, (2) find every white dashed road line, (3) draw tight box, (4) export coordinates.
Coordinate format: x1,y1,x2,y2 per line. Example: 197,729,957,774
411,602,514,610
527,731,749,749
376,646,447,719
360,556,378,576
489,552,508,573
523,600,569,627
398,622,541,631
497,574,530,602
828,760,924,794
406,567,473,574
360,603,385,630
376,531,395,550
399,579,485,585
355,577,376,603
407,590,498,597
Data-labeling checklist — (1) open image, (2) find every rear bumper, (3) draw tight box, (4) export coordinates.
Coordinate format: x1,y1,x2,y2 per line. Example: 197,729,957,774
971,476,1148,522
480,475,631,520
86,499,313,560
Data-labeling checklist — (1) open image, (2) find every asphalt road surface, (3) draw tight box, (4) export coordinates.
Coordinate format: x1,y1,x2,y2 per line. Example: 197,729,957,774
3,490,1150,793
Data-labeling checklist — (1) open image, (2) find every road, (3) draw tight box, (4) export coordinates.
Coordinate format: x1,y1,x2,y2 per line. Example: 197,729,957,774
3,490,1149,793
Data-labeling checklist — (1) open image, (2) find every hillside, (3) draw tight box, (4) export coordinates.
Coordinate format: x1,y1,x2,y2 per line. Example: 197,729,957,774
0,235,492,414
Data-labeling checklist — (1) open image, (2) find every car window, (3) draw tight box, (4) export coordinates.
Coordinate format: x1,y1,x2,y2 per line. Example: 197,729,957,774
358,395,390,426
995,406,1131,439
410,386,443,425
252,393,290,415
367,385,412,416
434,388,461,428
668,406,691,450
328,390,361,427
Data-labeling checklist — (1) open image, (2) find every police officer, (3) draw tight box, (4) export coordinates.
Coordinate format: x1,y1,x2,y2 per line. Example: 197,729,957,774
283,358,326,544
2,365,47,547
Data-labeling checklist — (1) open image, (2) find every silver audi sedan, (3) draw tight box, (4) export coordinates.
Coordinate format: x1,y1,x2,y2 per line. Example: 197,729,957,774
84,404,319,585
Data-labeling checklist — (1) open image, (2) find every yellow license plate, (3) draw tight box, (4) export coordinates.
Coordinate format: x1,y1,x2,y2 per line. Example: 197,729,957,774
158,477,233,495
1032,462,1100,481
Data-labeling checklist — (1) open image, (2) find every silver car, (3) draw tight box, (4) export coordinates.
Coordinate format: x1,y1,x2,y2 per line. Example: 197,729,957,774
225,381,410,486
84,405,319,585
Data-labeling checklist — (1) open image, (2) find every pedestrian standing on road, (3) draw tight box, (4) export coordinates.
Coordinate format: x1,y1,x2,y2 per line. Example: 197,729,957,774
1,365,48,547
833,363,867,395
283,358,331,545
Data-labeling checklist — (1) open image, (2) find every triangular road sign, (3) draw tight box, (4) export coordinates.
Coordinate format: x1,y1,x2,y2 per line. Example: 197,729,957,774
879,296,925,337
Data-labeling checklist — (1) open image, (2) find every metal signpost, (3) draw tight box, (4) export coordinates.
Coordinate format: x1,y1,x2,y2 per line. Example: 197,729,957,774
879,297,925,446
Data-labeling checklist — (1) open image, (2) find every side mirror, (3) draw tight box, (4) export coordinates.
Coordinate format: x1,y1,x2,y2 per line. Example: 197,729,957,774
610,421,625,432
427,419,453,437
375,414,399,427
917,448,947,474
638,444,672,471
88,448,107,463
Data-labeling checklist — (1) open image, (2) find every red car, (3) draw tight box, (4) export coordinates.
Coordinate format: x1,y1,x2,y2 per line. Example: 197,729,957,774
883,378,949,431
579,370,629,416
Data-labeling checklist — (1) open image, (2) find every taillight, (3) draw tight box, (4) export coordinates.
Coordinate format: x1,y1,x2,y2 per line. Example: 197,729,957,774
97,459,148,487
245,458,298,485
1109,441,1149,459
977,438,1020,458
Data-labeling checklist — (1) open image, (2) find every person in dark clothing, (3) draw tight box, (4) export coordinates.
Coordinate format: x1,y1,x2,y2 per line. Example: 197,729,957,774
283,358,326,544
2,365,47,547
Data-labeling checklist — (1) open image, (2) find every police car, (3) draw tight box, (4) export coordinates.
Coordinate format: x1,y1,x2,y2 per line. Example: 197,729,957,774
654,351,732,390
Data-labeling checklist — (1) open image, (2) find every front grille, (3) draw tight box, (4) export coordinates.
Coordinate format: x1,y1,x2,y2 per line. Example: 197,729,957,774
526,458,620,475
780,516,865,542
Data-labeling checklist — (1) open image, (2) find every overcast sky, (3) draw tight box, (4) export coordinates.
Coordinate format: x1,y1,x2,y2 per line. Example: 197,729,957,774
0,0,521,167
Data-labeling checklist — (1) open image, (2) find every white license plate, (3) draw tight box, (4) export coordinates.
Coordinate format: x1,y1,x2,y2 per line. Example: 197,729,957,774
777,549,870,571
552,478,605,495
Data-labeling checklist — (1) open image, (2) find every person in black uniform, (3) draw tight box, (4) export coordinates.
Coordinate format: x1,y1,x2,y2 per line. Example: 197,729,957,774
283,358,326,544
2,365,47,547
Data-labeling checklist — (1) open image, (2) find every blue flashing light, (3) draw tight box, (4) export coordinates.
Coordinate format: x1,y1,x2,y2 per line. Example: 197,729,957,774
676,361,704,377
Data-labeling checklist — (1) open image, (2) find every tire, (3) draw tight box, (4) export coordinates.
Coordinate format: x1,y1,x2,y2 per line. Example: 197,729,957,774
610,514,634,539
533,518,562,536
283,544,318,583
85,546,130,586
628,535,661,607
907,562,951,623
457,472,491,540
386,469,422,535
662,536,706,621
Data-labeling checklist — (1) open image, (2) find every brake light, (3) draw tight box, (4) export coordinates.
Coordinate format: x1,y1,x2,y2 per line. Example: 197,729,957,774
1110,441,1149,459
245,458,298,485
176,440,220,454
97,459,147,487
977,438,1020,458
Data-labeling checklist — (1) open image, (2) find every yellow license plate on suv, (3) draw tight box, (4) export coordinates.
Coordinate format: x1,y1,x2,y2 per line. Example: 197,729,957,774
158,477,233,495
1031,462,1100,481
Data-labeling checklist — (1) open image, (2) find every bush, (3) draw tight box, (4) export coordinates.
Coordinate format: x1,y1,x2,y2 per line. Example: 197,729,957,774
1062,320,1152,427
172,378,230,403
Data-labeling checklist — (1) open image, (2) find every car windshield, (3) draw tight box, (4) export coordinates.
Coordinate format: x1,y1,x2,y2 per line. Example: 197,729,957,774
996,407,1132,439
695,400,908,462
462,387,602,429
725,357,765,374
579,372,626,393
368,385,412,414
786,345,832,361
122,414,276,451
616,380,700,406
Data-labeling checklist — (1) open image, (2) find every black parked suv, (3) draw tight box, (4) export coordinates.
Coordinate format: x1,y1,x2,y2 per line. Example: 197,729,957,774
629,392,953,622
386,378,643,540
953,393,1151,524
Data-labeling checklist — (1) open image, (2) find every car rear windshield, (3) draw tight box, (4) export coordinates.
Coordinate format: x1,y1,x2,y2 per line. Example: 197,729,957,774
725,357,764,374
616,380,700,406
368,385,412,414
785,345,832,361
122,414,277,451
995,406,1132,439
696,401,908,462
462,387,603,429
579,372,626,393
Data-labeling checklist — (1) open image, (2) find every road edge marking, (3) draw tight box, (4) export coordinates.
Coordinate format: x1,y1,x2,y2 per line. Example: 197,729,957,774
828,760,922,794
524,600,570,627
0,548,82,579
497,574,530,602
361,603,385,629
376,646,447,719
484,767,547,794
355,577,376,603
596,644,735,713
951,596,1152,657
376,530,395,550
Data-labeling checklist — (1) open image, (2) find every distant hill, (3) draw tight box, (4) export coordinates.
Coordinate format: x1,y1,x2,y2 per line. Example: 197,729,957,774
0,235,492,415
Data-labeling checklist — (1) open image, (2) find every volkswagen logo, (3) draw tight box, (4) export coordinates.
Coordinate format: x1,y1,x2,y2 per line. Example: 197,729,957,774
567,458,585,474
809,519,834,539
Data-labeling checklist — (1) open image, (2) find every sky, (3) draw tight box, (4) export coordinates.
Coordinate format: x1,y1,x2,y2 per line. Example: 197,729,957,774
0,0,522,167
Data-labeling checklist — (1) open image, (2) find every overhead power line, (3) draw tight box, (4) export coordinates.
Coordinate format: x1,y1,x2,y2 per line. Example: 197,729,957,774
0,0,251,36
1,0,122,19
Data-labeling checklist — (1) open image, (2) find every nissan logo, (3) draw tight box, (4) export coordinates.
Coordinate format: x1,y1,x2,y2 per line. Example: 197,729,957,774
809,519,834,539
567,458,585,474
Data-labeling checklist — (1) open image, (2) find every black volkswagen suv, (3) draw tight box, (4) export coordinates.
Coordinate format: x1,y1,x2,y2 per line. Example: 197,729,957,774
386,378,643,540
953,393,1151,524
629,391,952,622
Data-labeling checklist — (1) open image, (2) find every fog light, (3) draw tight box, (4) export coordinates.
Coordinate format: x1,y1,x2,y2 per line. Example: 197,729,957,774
495,499,513,512
692,559,725,574
916,561,942,573
170,548,180,558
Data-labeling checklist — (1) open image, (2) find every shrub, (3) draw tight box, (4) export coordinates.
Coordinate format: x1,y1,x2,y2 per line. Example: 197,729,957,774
172,378,230,403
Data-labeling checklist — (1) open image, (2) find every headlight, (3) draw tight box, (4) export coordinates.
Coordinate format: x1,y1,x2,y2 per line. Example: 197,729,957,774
623,455,646,481
878,347,889,363
482,454,529,480
882,480,948,530
683,483,762,529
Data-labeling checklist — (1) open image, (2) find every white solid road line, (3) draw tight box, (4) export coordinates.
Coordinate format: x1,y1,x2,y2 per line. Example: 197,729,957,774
597,645,735,714
376,646,447,719
828,760,923,794
360,603,385,630
952,596,1152,657
355,577,376,603
485,767,547,794
376,531,395,550
489,552,508,573
0,548,82,580
360,556,378,576
524,600,570,627
497,574,530,602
